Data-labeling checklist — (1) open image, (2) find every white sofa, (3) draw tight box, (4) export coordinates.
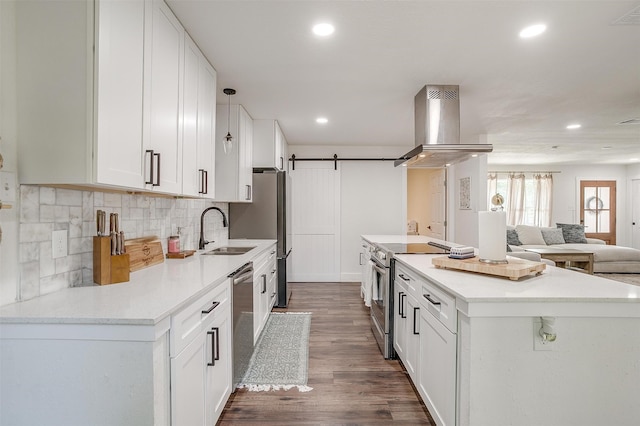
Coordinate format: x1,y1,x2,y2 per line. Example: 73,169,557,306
507,224,640,274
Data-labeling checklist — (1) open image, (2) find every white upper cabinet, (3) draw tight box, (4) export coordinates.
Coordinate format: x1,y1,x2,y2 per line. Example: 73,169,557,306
214,104,254,202
143,0,184,194
182,34,217,198
253,119,287,171
17,0,216,197
17,0,146,189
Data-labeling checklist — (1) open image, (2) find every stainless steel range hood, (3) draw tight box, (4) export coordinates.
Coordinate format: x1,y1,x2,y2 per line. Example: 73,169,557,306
395,85,492,167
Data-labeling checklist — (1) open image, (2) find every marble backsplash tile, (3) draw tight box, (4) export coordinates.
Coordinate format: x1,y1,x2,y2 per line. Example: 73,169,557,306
18,185,229,301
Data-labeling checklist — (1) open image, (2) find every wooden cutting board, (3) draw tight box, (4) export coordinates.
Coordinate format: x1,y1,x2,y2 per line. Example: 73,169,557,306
124,236,164,272
432,256,545,281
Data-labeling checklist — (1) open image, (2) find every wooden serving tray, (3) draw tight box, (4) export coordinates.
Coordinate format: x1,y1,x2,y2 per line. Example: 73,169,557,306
431,256,545,281
166,250,196,259
124,236,164,272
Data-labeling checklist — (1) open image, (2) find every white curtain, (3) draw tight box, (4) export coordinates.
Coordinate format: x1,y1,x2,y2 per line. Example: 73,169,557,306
533,173,553,227
506,173,526,225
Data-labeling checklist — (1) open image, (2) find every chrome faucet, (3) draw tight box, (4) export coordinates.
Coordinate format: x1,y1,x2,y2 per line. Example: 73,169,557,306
199,207,228,250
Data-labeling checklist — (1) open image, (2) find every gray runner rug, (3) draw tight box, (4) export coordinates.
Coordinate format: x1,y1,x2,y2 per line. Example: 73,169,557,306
238,312,313,392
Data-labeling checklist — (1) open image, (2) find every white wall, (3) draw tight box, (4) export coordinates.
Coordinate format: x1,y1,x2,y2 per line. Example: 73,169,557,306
289,145,405,282
0,0,19,306
490,164,633,247
449,156,488,248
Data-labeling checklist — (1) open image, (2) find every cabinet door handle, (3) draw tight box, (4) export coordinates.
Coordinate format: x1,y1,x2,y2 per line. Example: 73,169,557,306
245,185,252,200
280,156,284,170
401,294,407,318
201,301,220,314
359,253,364,265
262,274,267,294
152,152,161,186
397,291,404,318
198,169,207,194
207,327,219,367
145,150,155,185
204,170,208,194
423,294,441,306
413,307,420,335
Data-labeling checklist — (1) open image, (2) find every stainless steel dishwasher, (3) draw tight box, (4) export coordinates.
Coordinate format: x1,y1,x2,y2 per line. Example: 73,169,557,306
230,262,254,389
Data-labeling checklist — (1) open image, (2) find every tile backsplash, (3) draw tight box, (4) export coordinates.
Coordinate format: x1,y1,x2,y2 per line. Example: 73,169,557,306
18,185,228,301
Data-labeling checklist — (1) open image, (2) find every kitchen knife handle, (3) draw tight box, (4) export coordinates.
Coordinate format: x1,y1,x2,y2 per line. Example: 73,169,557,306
114,213,119,234
145,149,154,185
120,231,126,254
109,213,115,234
111,232,117,256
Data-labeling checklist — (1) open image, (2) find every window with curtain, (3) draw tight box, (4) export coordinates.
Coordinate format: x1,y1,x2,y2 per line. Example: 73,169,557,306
487,173,553,226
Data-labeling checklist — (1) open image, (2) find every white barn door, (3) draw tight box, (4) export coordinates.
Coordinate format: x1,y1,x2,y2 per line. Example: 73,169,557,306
290,162,341,282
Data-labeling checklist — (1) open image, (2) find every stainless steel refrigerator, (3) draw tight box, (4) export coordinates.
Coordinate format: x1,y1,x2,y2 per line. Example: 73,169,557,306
229,169,292,307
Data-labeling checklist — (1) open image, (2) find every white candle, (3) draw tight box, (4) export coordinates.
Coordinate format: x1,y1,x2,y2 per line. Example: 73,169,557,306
478,211,507,263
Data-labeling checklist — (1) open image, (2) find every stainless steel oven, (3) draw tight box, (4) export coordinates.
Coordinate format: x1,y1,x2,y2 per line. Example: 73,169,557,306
370,241,451,359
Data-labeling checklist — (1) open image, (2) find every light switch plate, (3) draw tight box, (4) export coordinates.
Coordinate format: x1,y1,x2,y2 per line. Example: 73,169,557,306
52,230,68,259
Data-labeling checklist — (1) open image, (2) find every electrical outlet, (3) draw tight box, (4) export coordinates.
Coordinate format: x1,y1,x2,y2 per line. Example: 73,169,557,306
533,318,554,351
52,230,68,259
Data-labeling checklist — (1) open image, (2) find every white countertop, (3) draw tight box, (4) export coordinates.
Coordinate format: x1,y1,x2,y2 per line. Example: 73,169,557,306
395,254,640,316
0,239,276,326
362,234,460,246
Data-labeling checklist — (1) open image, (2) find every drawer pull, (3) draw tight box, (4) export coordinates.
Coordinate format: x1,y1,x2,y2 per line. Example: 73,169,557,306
399,273,410,282
423,294,441,306
201,301,220,314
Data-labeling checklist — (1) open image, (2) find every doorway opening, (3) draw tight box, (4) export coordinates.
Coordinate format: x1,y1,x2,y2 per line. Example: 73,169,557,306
407,168,447,240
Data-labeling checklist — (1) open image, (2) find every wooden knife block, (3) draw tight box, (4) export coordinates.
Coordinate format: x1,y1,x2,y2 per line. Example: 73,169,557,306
93,236,130,285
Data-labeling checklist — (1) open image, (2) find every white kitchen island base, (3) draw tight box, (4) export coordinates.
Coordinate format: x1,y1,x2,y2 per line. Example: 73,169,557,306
457,315,640,426
391,251,640,426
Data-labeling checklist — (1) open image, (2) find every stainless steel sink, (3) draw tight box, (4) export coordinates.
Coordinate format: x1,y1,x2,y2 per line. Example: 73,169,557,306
202,246,256,255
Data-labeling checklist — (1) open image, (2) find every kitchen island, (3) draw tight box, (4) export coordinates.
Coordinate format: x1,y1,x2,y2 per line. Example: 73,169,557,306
0,239,276,426
393,252,640,426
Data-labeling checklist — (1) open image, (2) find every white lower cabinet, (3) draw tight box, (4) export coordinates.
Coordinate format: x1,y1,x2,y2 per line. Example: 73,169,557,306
394,261,456,426
252,244,277,343
418,300,456,426
170,280,231,425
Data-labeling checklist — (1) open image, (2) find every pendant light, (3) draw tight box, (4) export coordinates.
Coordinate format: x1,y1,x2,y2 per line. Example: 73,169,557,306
223,88,236,154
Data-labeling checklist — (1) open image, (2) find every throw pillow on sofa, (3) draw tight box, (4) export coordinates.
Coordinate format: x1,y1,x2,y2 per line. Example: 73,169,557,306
515,225,546,245
507,229,522,246
541,228,566,245
556,223,588,244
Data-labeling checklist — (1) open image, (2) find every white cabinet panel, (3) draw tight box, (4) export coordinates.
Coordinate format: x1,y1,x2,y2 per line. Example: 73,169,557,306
182,34,216,198
143,0,184,193
214,104,253,202
419,307,456,426
253,119,287,170
95,0,146,188
171,332,206,426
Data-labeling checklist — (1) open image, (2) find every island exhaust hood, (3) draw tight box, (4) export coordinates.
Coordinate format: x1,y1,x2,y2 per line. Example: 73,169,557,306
395,85,493,167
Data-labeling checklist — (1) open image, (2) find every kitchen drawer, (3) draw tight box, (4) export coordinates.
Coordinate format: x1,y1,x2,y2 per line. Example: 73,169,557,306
395,262,419,293
252,245,277,272
420,278,456,333
170,279,229,357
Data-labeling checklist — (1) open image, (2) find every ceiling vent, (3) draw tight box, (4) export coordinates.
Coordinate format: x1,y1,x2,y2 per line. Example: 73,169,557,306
612,5,640,25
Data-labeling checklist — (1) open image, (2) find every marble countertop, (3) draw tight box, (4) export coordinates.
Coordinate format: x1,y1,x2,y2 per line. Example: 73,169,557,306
0,239,277,326
394,254,640,316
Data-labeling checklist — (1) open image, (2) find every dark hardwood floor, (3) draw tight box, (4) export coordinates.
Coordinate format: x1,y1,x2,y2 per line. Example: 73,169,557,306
217,282,435,425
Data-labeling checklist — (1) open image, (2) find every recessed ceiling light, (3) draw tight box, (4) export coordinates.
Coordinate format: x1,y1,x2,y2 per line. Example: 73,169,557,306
312,23,335,37
602,146,612,150
471,154,478,158
316,117,328,124
519,23,547,38
418,154,426,158
630,158,639,162
566,124,581,130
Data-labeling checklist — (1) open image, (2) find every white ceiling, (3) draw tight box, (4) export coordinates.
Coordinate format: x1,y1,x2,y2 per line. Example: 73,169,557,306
167,0,640,166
